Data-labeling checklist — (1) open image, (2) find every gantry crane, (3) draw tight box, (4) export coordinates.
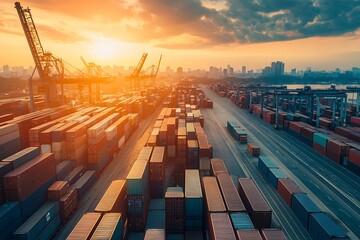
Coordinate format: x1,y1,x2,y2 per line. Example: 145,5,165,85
128,53,162,90
15,2,112,109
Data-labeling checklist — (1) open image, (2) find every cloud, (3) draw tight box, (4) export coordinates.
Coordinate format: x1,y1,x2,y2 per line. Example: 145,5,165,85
3,0,360,49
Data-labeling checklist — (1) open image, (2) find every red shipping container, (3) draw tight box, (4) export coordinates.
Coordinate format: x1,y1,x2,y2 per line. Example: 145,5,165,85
237,229,263,240
261,229,287,240
351,116,360,127
313,142,326,156
3,153,56,201
48,181,69,201
211,158,229,176
277,178,304,207
349,148,360,166
203,177,226,213
208,213,236,240
237,178,272,228
216,174,245,212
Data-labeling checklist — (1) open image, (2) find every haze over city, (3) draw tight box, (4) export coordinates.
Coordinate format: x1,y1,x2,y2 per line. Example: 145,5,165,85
0,0,359,71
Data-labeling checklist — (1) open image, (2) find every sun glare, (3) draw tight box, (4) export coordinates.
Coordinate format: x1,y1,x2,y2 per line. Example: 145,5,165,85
92,40,115,59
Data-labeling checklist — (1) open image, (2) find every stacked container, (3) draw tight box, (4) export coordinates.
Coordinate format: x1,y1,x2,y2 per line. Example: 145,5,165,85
184,170,203,231
237,178,272,228
149,146,165,198
165,187,184,233
126,147,152,232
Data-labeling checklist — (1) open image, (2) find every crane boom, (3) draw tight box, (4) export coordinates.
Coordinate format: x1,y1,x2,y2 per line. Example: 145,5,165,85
15,2,46,79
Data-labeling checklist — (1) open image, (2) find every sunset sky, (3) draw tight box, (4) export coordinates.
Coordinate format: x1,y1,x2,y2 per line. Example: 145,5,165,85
0,0,359,72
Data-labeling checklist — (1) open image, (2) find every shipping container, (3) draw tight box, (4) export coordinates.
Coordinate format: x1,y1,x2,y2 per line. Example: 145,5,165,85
247,143,260,157
91,213,122,240
0,202,22,240
267,168,287,189
67,212,101,240
258,156,278,177
202,177,226,213
237,178,272,228
210,158,229,176
277,178,304,207
216,174,245,212
291,193,322,229
236,229,263,240
73,171,97,199
126,160,149,195
48,181,69,201
137,146,154,161
36,213,61,240
20,177,56,222
308,213,349,240
144,229,165,240
165,188,184,233
60,188,78,223
199,157,211,177
184,169,203,231
64,166,85,185
230,212,254,230
0,161,13,203
13,201,60,240
150,146,165,182
146,200,165,229
95,180,127,214
261,229,288,240
187,140,199,169
208,213,236,240
56,160,75,181
2,147,40,169
313,133,330,148
3,153,56,201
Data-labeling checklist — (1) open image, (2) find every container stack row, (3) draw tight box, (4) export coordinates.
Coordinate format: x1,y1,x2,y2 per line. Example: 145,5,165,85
257,155,350,240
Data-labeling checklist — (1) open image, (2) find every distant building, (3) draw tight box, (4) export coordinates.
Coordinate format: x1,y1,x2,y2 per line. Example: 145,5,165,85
291,68,297,76
262,67,271,77
242,66,246,75
352,67,360,77
223,69,227,78
229,67,234,77
176,67,183,78
270,61,284,78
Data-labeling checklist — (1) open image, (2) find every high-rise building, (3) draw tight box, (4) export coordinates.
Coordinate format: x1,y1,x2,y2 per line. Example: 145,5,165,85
229,67,234,77
270,61,284,78
242,66,246,75
223,69,227,78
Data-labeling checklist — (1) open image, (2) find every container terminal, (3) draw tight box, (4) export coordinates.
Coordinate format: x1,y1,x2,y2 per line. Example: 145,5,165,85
0,2,359,240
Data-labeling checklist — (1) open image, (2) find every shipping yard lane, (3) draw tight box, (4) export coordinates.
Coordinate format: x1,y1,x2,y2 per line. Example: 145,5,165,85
55,106,162,239
202,87,360,239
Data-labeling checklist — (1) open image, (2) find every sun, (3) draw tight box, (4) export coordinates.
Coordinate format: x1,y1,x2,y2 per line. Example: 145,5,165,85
91,38,119,59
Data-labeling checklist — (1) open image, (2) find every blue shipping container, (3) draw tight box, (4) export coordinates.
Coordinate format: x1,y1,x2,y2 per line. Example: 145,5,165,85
0,202,22,240
258,156,278,177
126,160,149,195
267,168,287,189
2,147,40,169
313,133,330,148
230,212,254,230
146,209,165,229
21,177,56,222
56,160,74,180
13,201,60,240
73,171,97,198
308,213,349,240
291,194,322,229
64,165,85,185
36,214,61,240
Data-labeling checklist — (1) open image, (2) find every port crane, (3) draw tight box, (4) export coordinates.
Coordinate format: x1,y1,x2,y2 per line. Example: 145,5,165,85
128,53,162,90
15,2,112,109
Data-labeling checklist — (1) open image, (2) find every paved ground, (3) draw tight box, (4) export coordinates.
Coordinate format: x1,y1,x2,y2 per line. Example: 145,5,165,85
202,87,360,240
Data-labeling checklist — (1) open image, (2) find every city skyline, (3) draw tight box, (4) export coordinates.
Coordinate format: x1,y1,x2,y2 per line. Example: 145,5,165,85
0,1,359,71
